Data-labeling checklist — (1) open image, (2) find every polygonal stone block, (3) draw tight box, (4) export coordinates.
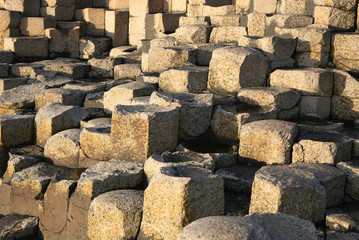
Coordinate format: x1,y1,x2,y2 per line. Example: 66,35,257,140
314,6,356,31
175,24,212,44
76,8,105,36
4,37,48,59
298,95,331,119
209,26,247,43
249,165,326,223
79,126,111,161
332,33,359,72
211,104,278,143
289,163,345,207
159,66,209,93
35,102,96,147
10,162,65,216
88,190,143,240
44,129,81,168
239,120,298,165
114,64,141,80
45,28,80,55
208,46,268,94
150,91,213,138
146,46,196,73
269,68,333,96
20,17,57,36
5,0,40,16
35,88,86,110
103,82,156,112
0,114,34,147
337,161,359,201
79,37,111,59
111,104,179,162
0,10,21,31
139,166,224,240
105,10,129,47
331,95,359,120
41,6,75,20
292,131,352,165
67,160,144,240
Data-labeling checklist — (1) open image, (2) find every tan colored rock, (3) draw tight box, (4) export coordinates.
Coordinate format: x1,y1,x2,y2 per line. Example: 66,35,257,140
5,0,40,16
114,64,141,80
253,0,277,14
35,103,96,147
88,190,143,240
179,16,210,26
111,104,179,162
35,88,86,110
79,37,112,59
0,10,21,31
44,129,81,168
336,161,359,201
147,46,196,73
269,68,333,96
159,66,209,93
211,104,278,143
333,69,359,99
76,8,105,36
39,174,78,240
314,6,356,31
314,0,357,10
208,46,268,94
239,120,298,165
150,91,213,138
292,131,352,165
0,114,34,147
247,12,266,37
139,166,224,240
0,77,27,95
278,0,307,14
67,160,144,240
40,6,75,21
4,37,48,58
79,126,111,161
175,24,212,44
105,10,129,47
266,14,313,31
45,28,80,55
331,95,359,120
249,165,326,223
104,82,156,112
202,4,236,16
289,163,345,207
332,33,359,72
237,87,300,110
209,26,247,43
210,15,241,27
20,17,57,36
108,0,129,9
0,215,39,239
10,162,64,216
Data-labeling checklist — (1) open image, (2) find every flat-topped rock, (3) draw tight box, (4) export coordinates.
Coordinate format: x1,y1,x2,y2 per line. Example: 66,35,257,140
239,120,298,165
0,214,39,240
79,126,111,161
111,104,179,162
337,161,359,201
249,165,326,223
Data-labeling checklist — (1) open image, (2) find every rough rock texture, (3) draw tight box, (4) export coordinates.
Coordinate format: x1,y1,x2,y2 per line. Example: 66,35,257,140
239,120,298,165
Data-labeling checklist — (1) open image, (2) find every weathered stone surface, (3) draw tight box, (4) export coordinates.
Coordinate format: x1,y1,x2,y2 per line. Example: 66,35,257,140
114,64,141,80
189,43,232,66
247,12,266,37
146,46,196,73
298,95,331,119
314,0,357,10
20,17,57,36
331,95,359,120
179,16,210,26
314,6,356,31
0,77,27,94
337,161,359,201
175,24,212,44
332,33,359,72
239,120,298,165
139,166,224,240
39,175,78,240
0,215,39,239
67,160,144,240
5,0,40,16
104,82,156,112
88,57,118,78
79,126,111,161
326,230,359,240
237,87,300,110
0,114,34,147
10,162,65,216
209,26,247,43
44,129,81,168
249,165,326,223
292,131,352,165
269,68,333,96
35,88,86,110
211,104,278,143
88,190,144,240
208,46,268,94
76,8,105,36
34,58,89,79
0,10,21,31
35,103,97,147
333,69,359,99
0,50,14,64
288,163,345,207
111,104,179,162
79,37,111,59
159,66,209,93
4,37,48,59
150,91,213,138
